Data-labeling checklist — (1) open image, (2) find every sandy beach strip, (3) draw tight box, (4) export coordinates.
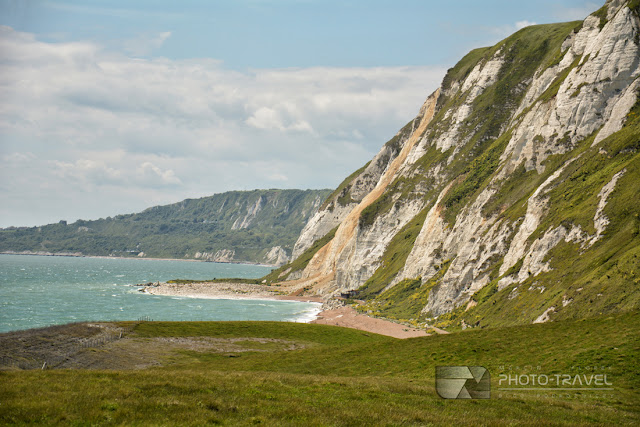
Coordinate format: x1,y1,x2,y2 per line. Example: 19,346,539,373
311,306,428,339
142,281,323,304
142,282,430,339
141,281,301,301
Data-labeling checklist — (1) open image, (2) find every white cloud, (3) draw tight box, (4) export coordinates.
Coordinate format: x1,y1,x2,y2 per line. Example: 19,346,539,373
515,20,537,30
0,26,446,227
46,157,181,189
268,173,288,182
122,31,172,56
488,20,539,39
246,106,314,133
137,162,182,186
51,159,123,186
2,152,35,163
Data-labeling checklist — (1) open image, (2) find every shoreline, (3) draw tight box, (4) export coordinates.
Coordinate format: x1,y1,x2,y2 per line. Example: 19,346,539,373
140,281,322,303
143,281,430,339
0,251,277,268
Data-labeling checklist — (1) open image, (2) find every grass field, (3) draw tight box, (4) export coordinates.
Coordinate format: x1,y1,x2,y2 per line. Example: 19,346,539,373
1,311,639,425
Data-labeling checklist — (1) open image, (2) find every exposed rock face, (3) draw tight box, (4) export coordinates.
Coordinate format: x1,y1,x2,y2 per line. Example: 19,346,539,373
194,249,235,263
293,90,440,295
231,196,266,230
263,246,290,266
292,116,422,259
281,0,640,326
436,54,505,153
292,203,353,260
499,160,579,279
504,4,640,173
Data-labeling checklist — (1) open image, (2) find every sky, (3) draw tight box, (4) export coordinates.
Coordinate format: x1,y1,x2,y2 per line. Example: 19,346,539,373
0,0,601,227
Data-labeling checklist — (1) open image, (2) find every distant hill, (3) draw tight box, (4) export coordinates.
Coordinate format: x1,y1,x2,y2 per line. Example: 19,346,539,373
0,189,331,265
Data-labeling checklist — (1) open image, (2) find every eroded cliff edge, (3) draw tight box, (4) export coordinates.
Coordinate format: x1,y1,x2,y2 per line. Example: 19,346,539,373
269,0,640,329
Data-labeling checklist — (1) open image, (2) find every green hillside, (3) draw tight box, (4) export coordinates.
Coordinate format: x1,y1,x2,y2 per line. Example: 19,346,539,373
0,189,331,264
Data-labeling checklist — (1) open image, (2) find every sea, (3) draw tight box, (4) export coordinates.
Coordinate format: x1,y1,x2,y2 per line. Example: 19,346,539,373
0,254,321,333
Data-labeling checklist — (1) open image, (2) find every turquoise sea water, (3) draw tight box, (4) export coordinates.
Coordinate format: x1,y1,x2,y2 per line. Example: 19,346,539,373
0,254,320,333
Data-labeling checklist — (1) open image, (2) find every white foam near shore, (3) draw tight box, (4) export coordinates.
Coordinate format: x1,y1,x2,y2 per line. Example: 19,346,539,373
146,291,284,301
140,287,287,302
289,303,323,323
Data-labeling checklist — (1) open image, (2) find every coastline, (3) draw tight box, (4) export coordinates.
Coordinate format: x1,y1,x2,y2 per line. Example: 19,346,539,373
0,251,277,268
142,281,429,339
3,253,430,339
141,281,322,302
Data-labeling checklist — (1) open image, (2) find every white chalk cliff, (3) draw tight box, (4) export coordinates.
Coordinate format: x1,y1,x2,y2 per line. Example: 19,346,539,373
281,0,640,327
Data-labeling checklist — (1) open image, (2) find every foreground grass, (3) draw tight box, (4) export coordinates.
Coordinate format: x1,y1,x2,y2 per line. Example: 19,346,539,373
1,311,639,425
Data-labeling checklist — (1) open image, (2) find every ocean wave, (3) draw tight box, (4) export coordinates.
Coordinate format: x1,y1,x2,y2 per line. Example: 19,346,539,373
292,302,322,323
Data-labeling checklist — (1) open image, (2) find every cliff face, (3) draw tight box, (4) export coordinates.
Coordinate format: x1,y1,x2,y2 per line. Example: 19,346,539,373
277,0,640,328
291,114,424,260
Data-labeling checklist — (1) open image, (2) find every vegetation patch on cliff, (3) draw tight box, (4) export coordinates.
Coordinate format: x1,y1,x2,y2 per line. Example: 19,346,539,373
357,260,451,324
320,163,370,211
